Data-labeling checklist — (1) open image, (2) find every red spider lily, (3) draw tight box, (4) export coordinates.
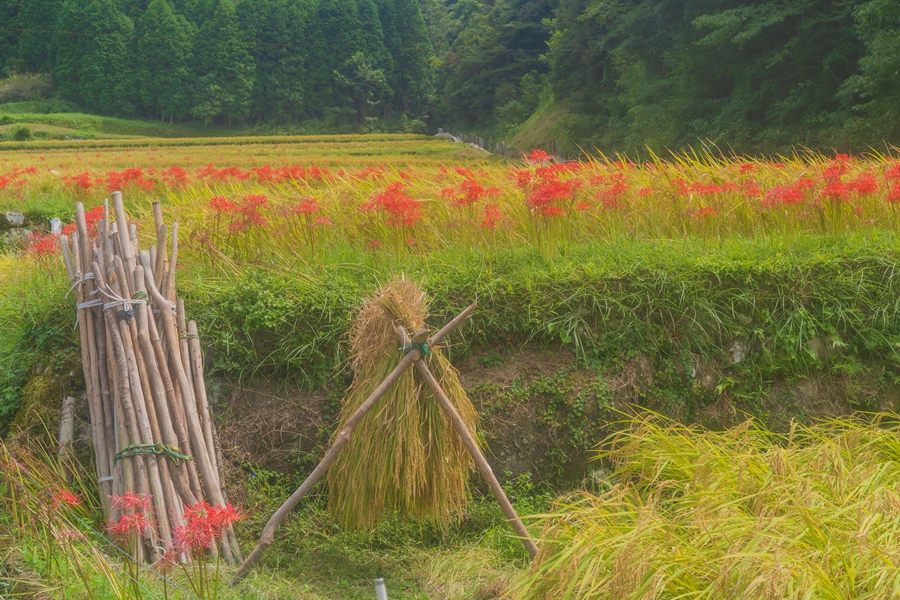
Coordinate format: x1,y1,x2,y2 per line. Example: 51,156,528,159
740,181,762,198
598,182,628,209
695,207,716,217
237,194,269,228
526,179,581,217
823,154,851,184
209,196,237,215
312,215,333,227
739,163,756,174
639,187,655,197
355,165,388,180
886,163,900,181
0,175,8,189
105,168,155,192
175,501,244,551
61,223,76,236
52,489,84,509
292,197,320,215
152,547,179,575
161,166,188,188
26,233,59,256
481,204,502,230
254,165,330,184
63,172,98,190
527,149,550,163
107,511,152,539
362,182,423,227
110,492,152,511
368,239,382,249
55,529,87,543
197,164,251,182
442,179,501,207
821,182,851,203
887,184,900,203
849,172,879,195
575,201,590,211
209,196,237,213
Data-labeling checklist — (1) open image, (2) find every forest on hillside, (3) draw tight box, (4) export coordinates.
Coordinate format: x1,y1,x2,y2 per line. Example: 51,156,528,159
1,0,900,153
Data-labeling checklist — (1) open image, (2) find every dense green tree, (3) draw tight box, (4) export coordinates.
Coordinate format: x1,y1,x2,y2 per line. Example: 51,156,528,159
15,0,63,73
238,0,316,123
843,0,900,142
53,0,135,114
191,0,254,124
385,0,434,115
0,0,23,75
313,0,392,114
136,0,194,121
439,0,554,130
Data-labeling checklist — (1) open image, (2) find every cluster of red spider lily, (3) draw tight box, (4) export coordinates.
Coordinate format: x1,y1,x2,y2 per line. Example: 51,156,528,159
103,492,243,554
10,149,900,261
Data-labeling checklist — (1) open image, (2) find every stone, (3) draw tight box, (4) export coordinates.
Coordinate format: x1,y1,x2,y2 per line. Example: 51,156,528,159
4,211,25,226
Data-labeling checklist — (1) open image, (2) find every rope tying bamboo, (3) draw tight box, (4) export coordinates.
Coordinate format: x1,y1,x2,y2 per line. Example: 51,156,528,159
115,443,193,466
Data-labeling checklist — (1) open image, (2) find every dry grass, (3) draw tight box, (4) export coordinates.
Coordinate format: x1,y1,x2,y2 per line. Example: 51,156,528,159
514,413,900,599
327,279,478,530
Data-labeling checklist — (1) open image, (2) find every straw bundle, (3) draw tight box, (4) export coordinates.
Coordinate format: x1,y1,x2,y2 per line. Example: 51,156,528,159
327,280,478,530
59,193,240,564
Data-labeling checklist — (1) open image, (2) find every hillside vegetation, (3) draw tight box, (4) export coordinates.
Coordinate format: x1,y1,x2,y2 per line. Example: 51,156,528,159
2,1,900,153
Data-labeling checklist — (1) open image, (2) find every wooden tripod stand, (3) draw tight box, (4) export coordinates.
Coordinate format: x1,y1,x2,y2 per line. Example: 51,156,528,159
231,303,537,584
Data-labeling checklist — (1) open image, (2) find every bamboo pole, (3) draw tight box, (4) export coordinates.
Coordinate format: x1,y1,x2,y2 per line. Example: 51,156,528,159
92,261,157,555
137,251,234,563
187,319,241,561
67,228,112,507
395,326,538,559
230,303,477,584
133,265,198,507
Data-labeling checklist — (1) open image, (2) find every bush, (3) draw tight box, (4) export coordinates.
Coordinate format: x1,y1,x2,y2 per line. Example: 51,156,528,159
10,125,32,141
0,73,53,103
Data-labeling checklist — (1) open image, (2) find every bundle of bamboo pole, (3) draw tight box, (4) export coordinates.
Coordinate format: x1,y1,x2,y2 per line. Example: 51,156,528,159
59,192,240,564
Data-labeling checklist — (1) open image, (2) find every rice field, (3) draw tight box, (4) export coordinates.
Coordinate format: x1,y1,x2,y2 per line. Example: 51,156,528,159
2,138,900,267
4,135,900,598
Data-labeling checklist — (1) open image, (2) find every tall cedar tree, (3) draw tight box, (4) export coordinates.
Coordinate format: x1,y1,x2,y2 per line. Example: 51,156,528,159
192,0,254,124
314,0,391,115
136,0,194,122
440,0,553,129
238,0,316,124
53,0,135,114
385,0,434,115
0,0,22,75
16,0,64,73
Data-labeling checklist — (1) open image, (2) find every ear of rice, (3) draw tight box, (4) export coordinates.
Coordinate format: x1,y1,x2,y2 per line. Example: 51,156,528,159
513,413,900,599
327,280,478,530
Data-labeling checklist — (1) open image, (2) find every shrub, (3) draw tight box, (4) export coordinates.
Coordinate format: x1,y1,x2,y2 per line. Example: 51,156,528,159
10,125,32,141
0,73,53,103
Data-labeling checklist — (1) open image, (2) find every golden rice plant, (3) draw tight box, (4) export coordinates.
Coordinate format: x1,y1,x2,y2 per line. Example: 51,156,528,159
514,413,900,599
326,279,478,530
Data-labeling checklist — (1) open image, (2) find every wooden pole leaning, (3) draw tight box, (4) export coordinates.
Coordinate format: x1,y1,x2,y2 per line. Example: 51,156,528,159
230,303,478,585
394,326,538,559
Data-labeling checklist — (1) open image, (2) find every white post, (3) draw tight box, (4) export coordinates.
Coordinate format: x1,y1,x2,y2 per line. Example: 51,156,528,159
374,578,388,600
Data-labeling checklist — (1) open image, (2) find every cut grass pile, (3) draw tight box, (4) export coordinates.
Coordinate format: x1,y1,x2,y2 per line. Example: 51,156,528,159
515,413,900,599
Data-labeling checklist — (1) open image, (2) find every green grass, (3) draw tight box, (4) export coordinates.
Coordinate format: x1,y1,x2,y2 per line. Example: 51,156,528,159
3,232,899,434
0,441,540,599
